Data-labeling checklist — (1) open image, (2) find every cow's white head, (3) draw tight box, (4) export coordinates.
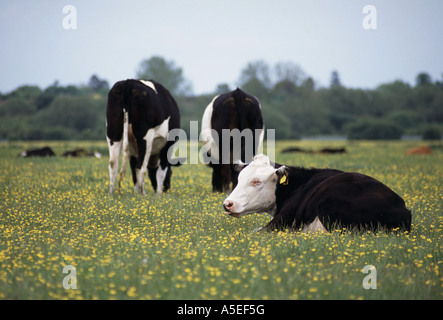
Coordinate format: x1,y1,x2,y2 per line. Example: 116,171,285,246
223,154,288,218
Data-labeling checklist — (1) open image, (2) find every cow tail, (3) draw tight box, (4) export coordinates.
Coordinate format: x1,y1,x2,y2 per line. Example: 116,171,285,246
118,80,131,191
233,88,245,131
233,88,247,163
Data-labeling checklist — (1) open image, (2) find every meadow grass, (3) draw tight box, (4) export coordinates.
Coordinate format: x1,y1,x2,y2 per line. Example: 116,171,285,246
0,140,441,300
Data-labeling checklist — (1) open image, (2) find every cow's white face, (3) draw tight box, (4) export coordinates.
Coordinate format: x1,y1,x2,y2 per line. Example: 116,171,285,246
223,154,288,218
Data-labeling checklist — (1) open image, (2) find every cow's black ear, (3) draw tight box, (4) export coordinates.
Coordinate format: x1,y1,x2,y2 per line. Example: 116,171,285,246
233,160,248,172
275,166,289,184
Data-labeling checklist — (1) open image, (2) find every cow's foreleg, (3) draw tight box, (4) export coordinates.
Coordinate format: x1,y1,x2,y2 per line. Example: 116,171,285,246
135,129,155,194
117,111,129,192
107,137,122,194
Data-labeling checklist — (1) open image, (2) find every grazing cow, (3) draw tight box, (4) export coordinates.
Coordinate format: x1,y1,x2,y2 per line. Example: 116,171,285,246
223,154,411,232
201,88,264,192
20,146,55,157
106,79,181,194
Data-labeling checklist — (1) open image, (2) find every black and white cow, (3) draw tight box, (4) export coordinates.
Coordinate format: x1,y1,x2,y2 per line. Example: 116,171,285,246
223,154,412,232
201,88,264,192
106,79,181,194
20,146,55,157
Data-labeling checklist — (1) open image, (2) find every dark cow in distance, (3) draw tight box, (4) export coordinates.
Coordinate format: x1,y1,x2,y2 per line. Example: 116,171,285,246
281,146,347,154
201,88,264,192
106,79,181,194
223,154,411,232
62,148,102,158
20,146,55,157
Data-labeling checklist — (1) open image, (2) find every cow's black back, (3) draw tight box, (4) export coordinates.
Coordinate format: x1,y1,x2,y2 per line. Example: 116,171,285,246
267,166,412,232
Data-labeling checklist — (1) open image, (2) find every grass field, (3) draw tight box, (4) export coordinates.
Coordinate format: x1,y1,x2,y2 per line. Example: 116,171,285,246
0,140,441,300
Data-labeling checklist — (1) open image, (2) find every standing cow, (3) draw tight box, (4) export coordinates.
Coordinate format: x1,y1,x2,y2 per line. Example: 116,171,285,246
106,79,181,194
201,88,264,192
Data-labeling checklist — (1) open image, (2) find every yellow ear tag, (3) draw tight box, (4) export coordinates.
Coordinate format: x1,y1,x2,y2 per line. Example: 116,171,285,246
279,174,288,185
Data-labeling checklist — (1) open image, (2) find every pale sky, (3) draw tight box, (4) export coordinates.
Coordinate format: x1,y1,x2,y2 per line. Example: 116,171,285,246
1,0,442,94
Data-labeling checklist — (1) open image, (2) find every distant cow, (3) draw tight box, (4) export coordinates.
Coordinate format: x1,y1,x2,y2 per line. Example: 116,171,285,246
20,146,55,157
62,148,101,158
106,79,181,194
281,146,347,154
319,147,347,154
223,154,411,232
406,146,432,155
201,88,264,192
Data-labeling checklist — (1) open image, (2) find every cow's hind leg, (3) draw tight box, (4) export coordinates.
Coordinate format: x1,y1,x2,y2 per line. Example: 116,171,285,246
107,137,122,194
134,129,155,194
155,164,168,194
130,156,138,186
117,111,129,192
155,142,173,194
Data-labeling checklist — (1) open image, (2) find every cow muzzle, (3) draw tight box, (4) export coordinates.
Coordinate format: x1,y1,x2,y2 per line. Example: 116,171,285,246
223,200,241,218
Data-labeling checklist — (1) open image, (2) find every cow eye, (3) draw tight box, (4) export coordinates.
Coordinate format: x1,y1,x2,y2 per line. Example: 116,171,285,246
251,179,262,187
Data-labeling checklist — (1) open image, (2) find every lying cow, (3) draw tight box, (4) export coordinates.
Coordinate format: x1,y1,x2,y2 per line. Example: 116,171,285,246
62,148,102,158
223,154,411,232
20,146,55,157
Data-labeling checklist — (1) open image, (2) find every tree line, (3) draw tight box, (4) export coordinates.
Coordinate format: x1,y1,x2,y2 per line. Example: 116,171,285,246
1,56,442,141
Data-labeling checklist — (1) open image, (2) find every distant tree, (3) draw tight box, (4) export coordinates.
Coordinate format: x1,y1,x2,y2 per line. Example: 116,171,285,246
36,95,102,139
0,97,37,140
0,98,35,117
436,73,443,88
346,118,403,140
377,80,414,112
7,85,42,102
36,82,80,110
301,77,315,92
261,102,292,139
88,74,109,92
429,90,443,123
214,83,231,95
414,82,438,123
422,126,441,140
274,62,306,86
386,111,421,133
0,59,441,141
273,79,296,95
416,72,432,86
330,70,342,88
325,85,353,131
238,60,271,89
236,60,273,98
136,56,192,96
